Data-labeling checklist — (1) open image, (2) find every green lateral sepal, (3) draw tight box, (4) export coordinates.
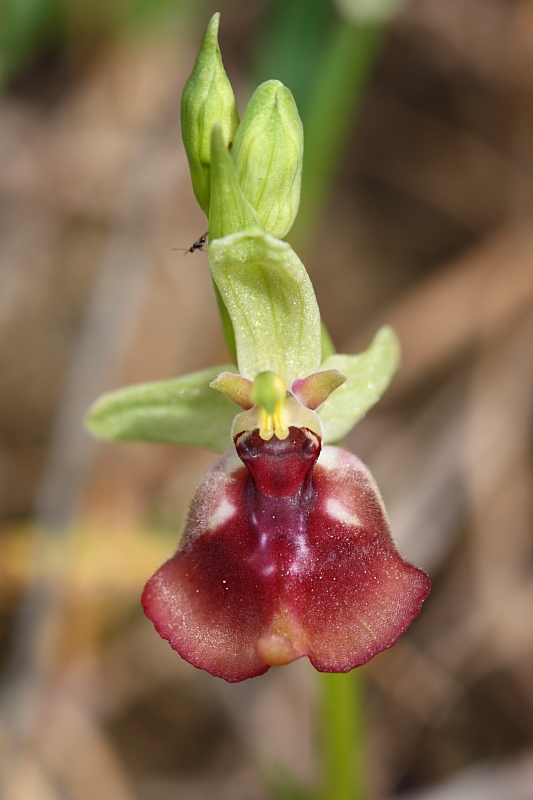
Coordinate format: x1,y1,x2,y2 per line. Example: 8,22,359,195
318,325,400,443
85,365,238,454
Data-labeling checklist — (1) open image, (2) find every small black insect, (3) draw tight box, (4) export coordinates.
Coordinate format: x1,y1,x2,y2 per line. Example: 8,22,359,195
173,232,208,256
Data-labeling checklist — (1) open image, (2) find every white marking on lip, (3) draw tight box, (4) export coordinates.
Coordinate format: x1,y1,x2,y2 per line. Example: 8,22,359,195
208,498,235,529
326,498,361,527
317,448,339,469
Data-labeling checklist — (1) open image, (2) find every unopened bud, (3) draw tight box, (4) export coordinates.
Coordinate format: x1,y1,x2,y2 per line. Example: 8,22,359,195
181,13,239,215
231,80,303,239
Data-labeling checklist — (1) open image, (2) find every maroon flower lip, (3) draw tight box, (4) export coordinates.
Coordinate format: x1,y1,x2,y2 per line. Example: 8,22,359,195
142,426,430,683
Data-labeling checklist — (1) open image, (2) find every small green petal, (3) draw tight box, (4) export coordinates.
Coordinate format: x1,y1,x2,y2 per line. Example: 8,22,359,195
318,326,400,443
85,365,238,454
209,125,260,240
181,13,239,215
208,229,322,385
210,371,253,409
231,80,303,239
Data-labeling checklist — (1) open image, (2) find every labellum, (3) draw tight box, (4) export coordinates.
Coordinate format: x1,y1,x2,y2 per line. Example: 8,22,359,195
142,383,430,683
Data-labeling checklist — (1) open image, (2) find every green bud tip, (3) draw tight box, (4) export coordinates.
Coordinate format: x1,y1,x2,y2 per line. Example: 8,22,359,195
181,13,239,215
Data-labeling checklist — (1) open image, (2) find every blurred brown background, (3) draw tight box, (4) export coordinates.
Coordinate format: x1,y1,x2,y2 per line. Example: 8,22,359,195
1,0,533,798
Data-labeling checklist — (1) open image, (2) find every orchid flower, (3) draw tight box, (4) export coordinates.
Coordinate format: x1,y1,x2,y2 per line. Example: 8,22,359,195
86,13,430,683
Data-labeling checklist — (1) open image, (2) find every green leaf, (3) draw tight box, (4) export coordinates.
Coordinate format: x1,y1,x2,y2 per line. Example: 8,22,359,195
208,228,322,385
85,365,238,454
318,325,400,443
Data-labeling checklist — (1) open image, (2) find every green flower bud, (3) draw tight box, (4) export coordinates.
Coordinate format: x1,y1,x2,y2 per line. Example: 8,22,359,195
231,80,303,239
209,125,259,241
181,13,239,215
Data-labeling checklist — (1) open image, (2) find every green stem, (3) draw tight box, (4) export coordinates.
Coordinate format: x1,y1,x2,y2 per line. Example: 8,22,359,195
292,20,384,247
321,669,368,800
213,280,237,363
